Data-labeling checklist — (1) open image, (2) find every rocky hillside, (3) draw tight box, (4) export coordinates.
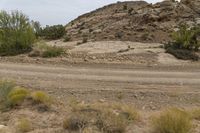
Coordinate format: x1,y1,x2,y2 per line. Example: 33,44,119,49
65,0,200,43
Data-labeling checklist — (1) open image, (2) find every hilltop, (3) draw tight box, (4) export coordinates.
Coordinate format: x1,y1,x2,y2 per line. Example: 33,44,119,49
65,0,200,43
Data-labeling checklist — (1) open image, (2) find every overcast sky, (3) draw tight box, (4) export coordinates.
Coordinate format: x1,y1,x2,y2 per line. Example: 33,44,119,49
0,0,162,26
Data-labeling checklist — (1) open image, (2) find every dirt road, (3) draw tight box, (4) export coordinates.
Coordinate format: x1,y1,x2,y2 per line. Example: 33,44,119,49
0,62,200,110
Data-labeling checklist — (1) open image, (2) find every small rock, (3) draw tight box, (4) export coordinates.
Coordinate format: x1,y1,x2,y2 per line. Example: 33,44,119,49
99,99,106,103
91,56,96,60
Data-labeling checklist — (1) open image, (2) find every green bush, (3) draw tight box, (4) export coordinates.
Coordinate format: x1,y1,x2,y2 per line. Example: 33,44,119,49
0,10,35,55
63,36,71,42
152,108,192,133
38,25,65,40
170,24,200,51
42,46,64,58
165,24,200,60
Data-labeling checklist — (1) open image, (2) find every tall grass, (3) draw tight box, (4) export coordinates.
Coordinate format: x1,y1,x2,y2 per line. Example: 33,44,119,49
152,108,192,133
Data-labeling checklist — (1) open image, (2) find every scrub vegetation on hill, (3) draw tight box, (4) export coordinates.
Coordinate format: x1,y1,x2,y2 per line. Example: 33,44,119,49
37,25,65,40
165,24,200,61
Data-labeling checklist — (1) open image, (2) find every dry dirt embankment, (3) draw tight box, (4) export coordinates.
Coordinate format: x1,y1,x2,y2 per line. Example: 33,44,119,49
0,62,200,110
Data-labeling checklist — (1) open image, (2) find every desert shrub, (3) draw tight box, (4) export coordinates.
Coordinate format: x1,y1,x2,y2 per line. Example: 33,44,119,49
0,80,15,102
123,5,127,10
30,41,64,58
89,29,93,33
42,46,64,58
69,102,139,133
171,25,200,50
141,32,150,40
28,49,41,57
17,118,32,133
99,103,139,123
166,47,199,61
128,8,134,15
165,24,200,60
63,113,89,131
63,36,71,42
31,21,42,39
0,10,35,55
152,108,192,133
96,111,126,133
77,38,88,45
80,27,85,30
82,38,88,43
38,25,65,40
7,87,29,106
115,32,123,39
31,91,52,106
28,41,47,57
191,109,200,120
116,92,124,100
119,105,139,122
33,41,49,50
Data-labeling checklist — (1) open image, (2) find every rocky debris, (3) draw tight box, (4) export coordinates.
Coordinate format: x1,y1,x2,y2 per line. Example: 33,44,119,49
182,0,200,14
0,125,11,133
65,0,200,43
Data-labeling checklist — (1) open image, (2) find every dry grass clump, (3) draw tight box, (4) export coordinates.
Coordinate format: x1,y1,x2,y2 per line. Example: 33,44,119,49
88,102,139,123
63,113,89,131
0,81,31,110
0,80,53,111
96,110,126,133
16,118,32,133
31,91,52,106
29,41,64,58
191,109,200,120
42,46,64,58
152,108,192,133
119,105,140,122
7,87,30,106
64,102,139,133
